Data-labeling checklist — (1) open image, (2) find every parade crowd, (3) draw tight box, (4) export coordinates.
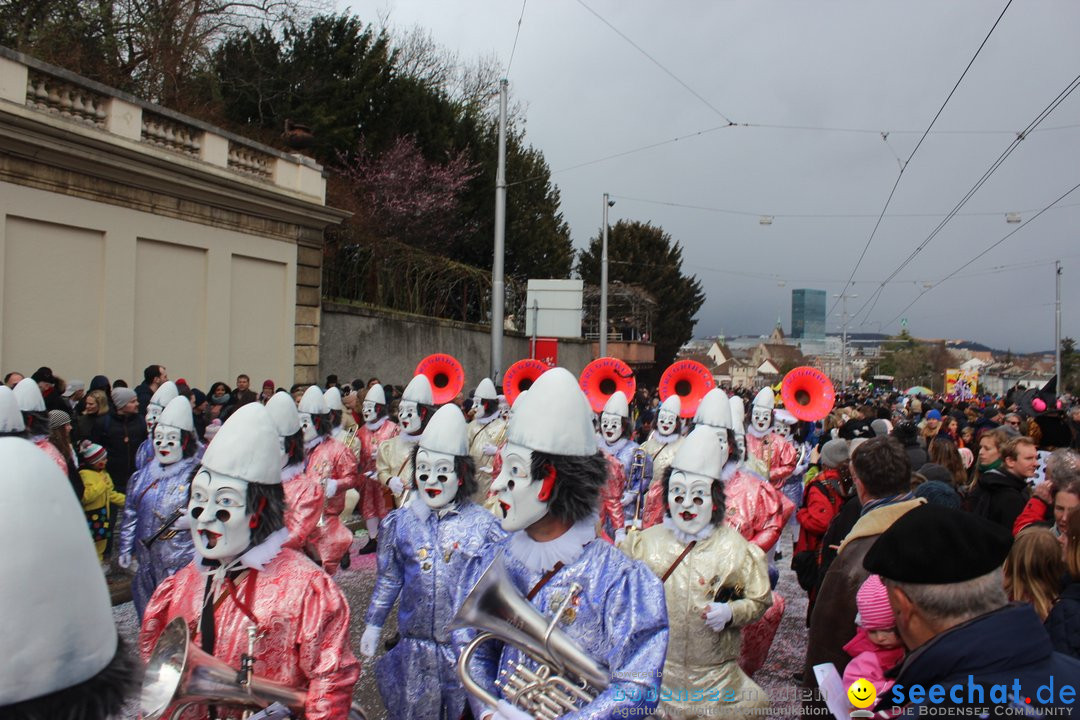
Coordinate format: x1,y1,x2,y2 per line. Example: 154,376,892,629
3,358,1080,720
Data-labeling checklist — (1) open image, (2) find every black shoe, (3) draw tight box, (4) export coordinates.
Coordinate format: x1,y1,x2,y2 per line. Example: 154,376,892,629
384,632,401,651
358,537,377,555
792,672,804,683
775,551,783,560
340,550,351,570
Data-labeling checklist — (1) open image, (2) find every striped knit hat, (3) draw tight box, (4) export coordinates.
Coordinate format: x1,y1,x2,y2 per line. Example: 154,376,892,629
79,440,107,467
855,574,894,630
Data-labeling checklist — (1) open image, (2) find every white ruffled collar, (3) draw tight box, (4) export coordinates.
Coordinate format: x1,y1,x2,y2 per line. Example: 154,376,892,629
746,425,771,439
721,461,739,483
196,527,290,592
409,493,460,522
400,430,422,444
662,515,716,544
474,412,499,426
365,416,388,432
281,462,305,482
600,436,630,454
650,430,679,445
304,435,325,453
508,514,599,573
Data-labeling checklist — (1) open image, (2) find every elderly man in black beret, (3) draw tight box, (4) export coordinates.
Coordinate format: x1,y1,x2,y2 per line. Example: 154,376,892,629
866,504,1080,717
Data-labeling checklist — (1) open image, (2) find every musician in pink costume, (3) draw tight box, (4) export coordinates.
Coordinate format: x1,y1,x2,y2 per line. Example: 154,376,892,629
139,403,360,720
264,391,324,553
354,383,399,552
298,385,361,575
744,387,798,490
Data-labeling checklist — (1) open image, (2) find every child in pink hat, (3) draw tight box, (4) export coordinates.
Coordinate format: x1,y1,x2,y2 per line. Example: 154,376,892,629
842,574,905,697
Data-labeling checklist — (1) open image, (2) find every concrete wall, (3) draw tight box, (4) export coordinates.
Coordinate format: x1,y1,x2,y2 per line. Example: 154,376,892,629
320,301,593,390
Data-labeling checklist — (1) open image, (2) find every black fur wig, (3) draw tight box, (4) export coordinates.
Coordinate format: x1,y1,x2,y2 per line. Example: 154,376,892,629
410,445,478,501
185,467,286,546
311,412,333,437
284,429,305,466
529,450,607,525
660,464,726,525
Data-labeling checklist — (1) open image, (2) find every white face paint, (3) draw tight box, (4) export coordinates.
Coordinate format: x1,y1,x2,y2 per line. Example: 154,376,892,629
398,400,422,434
153,424,183,465
668,471,714,536
773,423,792,440
751,406,773,433
146,403,163,433
416,447,459,509
189,470,251,562
600,412,624,443
298,412,317,444
656,408,679,436
472,396,491,417
490,442,548,531
361,400,379,423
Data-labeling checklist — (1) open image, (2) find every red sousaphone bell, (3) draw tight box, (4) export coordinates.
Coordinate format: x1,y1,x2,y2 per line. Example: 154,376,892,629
415,353,465,406
579,357,636,413
658,360,715,419
504,358,548,407
780,366,836,422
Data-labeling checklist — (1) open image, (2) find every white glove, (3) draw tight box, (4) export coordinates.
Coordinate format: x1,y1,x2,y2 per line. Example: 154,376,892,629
365,470,377,478
118,553,132,569
174,512,192,530
479,467,494,475
360,625,382,658
482,443,499,456
613,528,627,546
621,491,637,506
632,518,643,530
325,479,339,498
388,476,404,495
704,602,733,631
492,700,534,720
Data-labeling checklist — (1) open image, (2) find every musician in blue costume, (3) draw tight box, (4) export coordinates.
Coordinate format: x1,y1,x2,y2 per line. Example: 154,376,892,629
457,368,669,720
134,381,178,471
117,395,198,620
597,390,653,539
361,404,504,720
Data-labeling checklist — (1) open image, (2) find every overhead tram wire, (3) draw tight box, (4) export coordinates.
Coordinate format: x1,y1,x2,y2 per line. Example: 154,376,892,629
827,0,1014,320
504,0,529,78
851,68,1080,327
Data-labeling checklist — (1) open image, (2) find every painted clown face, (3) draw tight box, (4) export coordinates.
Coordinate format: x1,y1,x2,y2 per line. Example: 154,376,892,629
398,400,423,434
772,422,792,440
297,412,317,444
189,470,251,562
361,400,379,423
750,405,772,433
472,395,494,418
656,408,679,436
415,447,459,509
153,424,183,465
668,470,714,536
600,412,624,443
146,403,164,433
490,442,548,531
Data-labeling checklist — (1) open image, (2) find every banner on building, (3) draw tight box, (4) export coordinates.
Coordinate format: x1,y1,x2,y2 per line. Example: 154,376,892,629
945,369,978,401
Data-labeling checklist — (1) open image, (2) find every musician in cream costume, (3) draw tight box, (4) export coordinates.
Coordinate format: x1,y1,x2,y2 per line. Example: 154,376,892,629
118,396,199,620
744,388,797,491
457,368,668,720
623,427,771,718
597,390,653,538
1,438,137,720
376,374,434,506
136,380,179,471
356,383,399,553
298,385,361,575
640,395,685,529
265,391,323,552
362,404,504,720
139,404,360,720
467,377,507,503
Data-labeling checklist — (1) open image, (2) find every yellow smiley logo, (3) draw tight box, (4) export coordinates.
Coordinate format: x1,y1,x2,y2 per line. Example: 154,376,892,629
847,678,877,709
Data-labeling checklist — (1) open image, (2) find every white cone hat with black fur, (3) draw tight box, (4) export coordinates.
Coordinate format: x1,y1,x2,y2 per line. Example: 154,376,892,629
12,377,45,412
694,388,732,430
200,403,282,485
752,387,775,411
298,385,329,415
148,380,179,409
157,395,195,432
660,394,681,417
420,404,469,456
602,390,629,418
474,378,498,401
0,386,25,433
671,426,725,480
365,383,386,406
507,367,596,456
323,387,344,412
264,391,302,437
402,374,434,405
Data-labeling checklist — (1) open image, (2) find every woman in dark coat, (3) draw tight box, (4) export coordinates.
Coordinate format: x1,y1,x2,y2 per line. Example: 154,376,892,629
1046,508,1080,659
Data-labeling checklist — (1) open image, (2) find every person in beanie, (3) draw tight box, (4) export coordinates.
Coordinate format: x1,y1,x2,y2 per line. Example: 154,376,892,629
866,504,1080,717
841,574,904,698
361,404,504,720
0,438,137,720
90,386,147,493
12,377,67,474
79,440,125,563
48,408,84,499
139,403,361,720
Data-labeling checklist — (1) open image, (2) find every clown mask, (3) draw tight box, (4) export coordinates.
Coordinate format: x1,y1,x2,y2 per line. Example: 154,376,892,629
773,423,792,440
298,412,317,444
361,400,379,424
153,424,183,465
600,412,624,443
750,405,772,433
668,471,714,536
146,403,164,433
472,396,493,418
399,400,423,434
656,408,679,437
416,447,459,509
491,442,548,531
189,470,251,562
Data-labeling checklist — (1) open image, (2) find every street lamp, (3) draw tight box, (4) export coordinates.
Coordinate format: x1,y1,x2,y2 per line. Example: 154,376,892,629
599,194,615,357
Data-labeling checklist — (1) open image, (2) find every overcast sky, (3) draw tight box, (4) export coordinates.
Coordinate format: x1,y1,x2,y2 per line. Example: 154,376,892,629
344,0,1080,353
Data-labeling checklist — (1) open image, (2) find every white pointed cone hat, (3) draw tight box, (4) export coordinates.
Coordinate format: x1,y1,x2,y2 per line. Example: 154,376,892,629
0,437,117,703
157,395,195,432
753,387,775,411
365,383,386,406
403,374,434,405
659,394,681,417
265,391,301,437
507,367,596,456
474,378,498,400
774,408,798,426
730,395,746,435
323,387,344,412
694,388,732,430
602,390,629,418
200,403,282,485
149,380,179,409
671,426,725,480
511,389,529,407
298,385,329,415
12,377,45,412
0,387,25,433
419,404,469,456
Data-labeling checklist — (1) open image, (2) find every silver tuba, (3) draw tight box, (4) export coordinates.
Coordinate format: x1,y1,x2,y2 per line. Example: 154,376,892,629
451,553,609,720
141,617,367,720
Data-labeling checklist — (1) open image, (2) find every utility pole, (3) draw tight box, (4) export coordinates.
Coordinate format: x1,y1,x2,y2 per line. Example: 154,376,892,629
490,79,508,382
834,292,857,391
599,194,613,357
1055,260,1062,390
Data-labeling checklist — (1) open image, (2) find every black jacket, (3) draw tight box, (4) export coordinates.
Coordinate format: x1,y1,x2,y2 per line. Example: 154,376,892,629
90,410,147,493
968,467,1029,531
1046,578,1080,660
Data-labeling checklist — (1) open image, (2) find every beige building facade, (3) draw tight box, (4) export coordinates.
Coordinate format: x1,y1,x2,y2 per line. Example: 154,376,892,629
0,48,345,389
